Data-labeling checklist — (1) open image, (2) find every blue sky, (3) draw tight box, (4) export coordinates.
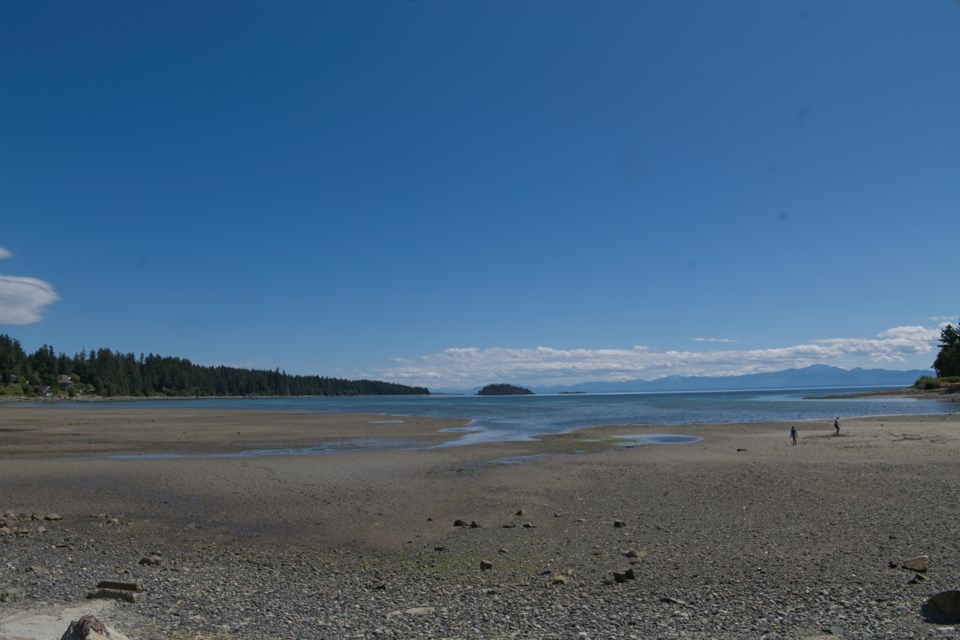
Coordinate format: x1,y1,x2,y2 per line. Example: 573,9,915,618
1,1,958,389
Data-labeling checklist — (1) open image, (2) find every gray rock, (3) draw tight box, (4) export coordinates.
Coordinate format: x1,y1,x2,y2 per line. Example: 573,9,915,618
923,590,960,624
479,559,494,571
60,615,131,640
138,554,163,566
87,581,145,604
903,555,929,572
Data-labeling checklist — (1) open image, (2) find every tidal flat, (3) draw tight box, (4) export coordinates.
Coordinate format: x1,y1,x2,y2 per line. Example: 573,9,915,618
2,406,959,638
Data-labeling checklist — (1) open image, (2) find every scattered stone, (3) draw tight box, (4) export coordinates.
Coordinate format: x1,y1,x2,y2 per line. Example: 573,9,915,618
433,546,446,552
736,448,747,452
613,520,626,528
45,513,63,521
624,549,644,559
502,523,516,528
522,522,536,529
139,554,163,566
404,607,436,616
479,559,494,571
498,548,508,554
515,508,526,516
923,590,960,624
903,556,929,572
908,574,926,584
554,511,562,517
1,587,26,603
370,581,387,590
889,560,900,569
469,521,482,528
552,575,568,585
31,512,45,521
453,519,467,527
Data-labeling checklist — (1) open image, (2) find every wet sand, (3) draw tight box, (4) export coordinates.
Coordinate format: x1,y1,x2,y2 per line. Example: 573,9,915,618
2,406,960,638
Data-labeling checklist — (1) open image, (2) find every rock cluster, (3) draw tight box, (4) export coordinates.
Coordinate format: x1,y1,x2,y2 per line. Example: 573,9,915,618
0,510,61,539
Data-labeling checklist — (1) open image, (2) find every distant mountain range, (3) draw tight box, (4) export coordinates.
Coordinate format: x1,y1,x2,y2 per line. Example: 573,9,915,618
434,365,931,395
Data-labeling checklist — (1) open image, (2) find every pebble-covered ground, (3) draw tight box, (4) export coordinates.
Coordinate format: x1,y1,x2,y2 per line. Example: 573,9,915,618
2,411,960,639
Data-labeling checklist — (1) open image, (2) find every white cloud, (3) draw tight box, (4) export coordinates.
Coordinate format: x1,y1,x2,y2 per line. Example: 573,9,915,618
0,276,60,324
694,337,738,343
378,324,943,388
0,247,11,260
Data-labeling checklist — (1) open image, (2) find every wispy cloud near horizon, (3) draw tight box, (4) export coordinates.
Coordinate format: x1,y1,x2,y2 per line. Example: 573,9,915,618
0,247,60,325
378,323,944,388
0,276,60,325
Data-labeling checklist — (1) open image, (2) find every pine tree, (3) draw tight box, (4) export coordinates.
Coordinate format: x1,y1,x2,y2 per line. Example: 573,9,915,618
933,321,960,377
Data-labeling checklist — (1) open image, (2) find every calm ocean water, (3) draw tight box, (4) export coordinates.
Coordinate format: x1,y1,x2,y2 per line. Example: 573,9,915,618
42,387,957,447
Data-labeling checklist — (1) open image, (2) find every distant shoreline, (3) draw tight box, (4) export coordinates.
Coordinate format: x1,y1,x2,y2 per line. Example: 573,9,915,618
809,385,960,403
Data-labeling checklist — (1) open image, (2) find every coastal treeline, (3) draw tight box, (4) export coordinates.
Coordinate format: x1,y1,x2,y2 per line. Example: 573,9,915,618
0,335,429,398
916,319,960,390
933,321,960,378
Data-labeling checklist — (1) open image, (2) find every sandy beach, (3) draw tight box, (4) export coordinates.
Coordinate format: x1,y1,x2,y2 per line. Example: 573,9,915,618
2,405,959,639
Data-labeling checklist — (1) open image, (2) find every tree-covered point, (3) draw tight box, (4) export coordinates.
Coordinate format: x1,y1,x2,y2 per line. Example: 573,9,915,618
477,383,534,396
0,334,430,398
933,320,960,378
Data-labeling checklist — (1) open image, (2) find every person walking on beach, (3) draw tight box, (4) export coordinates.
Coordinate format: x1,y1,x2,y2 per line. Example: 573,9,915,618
790,426,798,446
834,417,840,436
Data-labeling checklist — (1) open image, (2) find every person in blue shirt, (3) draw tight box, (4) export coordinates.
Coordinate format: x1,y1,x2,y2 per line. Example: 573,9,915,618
790,426,798,446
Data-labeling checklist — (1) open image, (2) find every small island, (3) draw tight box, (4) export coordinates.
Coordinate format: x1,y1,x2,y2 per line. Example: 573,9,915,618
477,383,534,396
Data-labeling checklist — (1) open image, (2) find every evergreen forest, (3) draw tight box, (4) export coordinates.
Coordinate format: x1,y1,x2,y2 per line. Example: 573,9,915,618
0,335,430,398
476,383,534,396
